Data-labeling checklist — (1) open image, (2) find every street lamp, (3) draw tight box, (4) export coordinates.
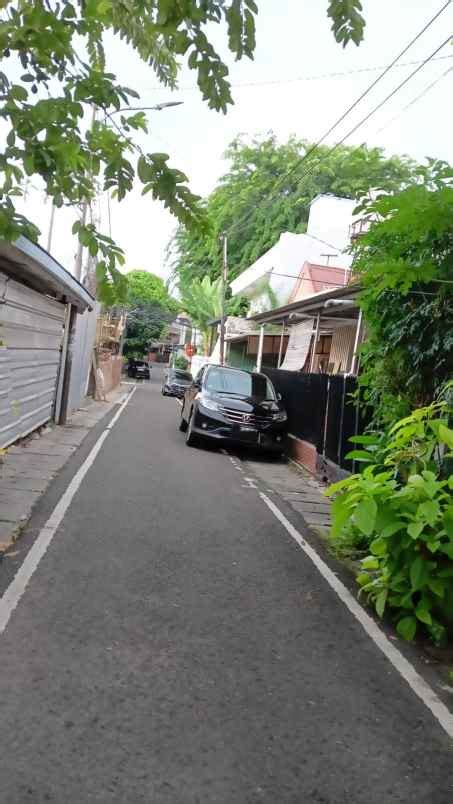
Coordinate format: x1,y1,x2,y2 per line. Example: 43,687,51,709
111,101,184,115
71,100,184,280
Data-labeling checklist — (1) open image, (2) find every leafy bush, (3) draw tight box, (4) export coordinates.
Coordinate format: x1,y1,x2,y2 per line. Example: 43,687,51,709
174,355,189,370
352,174,453,426
326,401,453,644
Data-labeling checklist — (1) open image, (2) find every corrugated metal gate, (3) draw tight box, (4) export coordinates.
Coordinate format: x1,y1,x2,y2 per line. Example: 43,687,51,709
0,271,66,448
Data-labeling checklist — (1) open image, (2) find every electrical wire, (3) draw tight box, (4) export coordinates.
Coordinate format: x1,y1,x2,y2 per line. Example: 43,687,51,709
142,54,453,94
223,0,452,243
227,32,452,243
329,36,453,150
376,64,453,134
284,2,452,173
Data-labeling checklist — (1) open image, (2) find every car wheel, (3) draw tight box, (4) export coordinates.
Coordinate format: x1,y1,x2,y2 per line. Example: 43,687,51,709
185,410,198,446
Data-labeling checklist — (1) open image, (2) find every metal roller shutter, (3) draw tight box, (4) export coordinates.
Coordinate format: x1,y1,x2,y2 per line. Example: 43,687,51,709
0,271,66,448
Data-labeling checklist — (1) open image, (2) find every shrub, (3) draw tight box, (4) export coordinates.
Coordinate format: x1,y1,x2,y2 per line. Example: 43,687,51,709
174,355,189,370
326,401,453,644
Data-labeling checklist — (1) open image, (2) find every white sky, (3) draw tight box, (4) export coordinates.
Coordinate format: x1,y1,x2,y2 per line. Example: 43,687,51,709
15,0,453,281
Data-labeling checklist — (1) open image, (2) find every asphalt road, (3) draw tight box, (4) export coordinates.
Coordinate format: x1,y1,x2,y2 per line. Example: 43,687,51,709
0,368,452,803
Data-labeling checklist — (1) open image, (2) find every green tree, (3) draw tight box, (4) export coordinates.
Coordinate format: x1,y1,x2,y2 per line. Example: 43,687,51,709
353,161,453,424
179,275,247,353
0,2,365,304
127,269,177,311
123,269,178,356
170,134,419,287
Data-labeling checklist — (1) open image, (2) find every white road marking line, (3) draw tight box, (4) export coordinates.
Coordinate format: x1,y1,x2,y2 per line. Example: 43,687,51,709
0,387,137,637
260,491,453,740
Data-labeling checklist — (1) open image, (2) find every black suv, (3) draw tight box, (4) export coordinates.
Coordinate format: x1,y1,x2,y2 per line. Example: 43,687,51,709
127,359,151,380
179,365,287,452
162,368,193,398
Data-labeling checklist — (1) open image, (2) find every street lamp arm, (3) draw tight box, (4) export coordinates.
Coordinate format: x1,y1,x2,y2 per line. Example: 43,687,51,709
111,102,184,115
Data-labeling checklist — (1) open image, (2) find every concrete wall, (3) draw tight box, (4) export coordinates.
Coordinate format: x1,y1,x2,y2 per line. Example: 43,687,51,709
97,354,122,397
67,304,99,415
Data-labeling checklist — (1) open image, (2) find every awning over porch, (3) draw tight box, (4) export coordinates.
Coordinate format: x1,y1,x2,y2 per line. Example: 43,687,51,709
247,284,363,375
248,283,360,326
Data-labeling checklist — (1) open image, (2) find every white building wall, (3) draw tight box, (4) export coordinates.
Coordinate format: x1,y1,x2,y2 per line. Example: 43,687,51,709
306,194,356,263
230,195,356,314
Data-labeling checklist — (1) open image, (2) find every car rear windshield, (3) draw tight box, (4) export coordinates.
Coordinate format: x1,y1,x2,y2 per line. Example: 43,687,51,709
171,370,192,381
205,368,276,400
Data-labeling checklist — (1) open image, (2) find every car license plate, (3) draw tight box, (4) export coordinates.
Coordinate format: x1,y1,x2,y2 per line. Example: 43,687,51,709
240,426,256,432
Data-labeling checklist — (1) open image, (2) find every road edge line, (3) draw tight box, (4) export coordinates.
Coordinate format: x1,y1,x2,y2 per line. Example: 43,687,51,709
0,386,137,636
260,491,453,740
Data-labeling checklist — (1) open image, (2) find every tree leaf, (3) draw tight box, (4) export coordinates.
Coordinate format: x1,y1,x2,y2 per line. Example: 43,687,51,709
410,556,429,592
407,521,424,540
370,537,386,556
417,500,440,527
444,508,453,539
439,424,453,449
354,497,377,536
375,589,388,617
362,556,379,570
345,449,374,462
415,601,432,626
397,616,417,641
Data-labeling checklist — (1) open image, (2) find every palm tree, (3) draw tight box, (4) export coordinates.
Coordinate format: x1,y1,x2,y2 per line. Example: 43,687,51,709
179,276,223,354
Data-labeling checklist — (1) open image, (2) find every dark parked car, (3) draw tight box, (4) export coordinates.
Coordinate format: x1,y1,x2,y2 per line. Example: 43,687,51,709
179,364,287,452
162,368,193,398
127,359,151,380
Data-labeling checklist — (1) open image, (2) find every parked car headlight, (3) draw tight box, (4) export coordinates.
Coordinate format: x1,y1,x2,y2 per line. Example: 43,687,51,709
272,410,288,422
199,397,220,411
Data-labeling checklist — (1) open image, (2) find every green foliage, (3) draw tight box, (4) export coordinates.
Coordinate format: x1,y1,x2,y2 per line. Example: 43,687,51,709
0,1,261,303
326,402,453,644
328,0,366,47
0,2,367,304
353,165,453,424
123,269,178,355
174,355,189,370
178,274,248,353
170,134,419,287
127,269,178,311
179,276,223,354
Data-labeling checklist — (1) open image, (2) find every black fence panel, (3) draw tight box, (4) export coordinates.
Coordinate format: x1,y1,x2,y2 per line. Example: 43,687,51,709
263,368,365,472
339,377,359,471
263,369,328,452
324,377,344,467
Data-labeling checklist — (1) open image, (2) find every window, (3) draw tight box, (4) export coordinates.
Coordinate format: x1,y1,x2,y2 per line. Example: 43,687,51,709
205,368,277,400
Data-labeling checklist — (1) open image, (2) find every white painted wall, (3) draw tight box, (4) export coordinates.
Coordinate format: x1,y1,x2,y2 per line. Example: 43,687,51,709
230,195,355,314
307,194,356,263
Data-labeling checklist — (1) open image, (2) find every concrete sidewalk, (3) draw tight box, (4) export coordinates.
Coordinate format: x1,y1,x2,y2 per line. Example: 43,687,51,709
0,385,128,552
243,454,332,532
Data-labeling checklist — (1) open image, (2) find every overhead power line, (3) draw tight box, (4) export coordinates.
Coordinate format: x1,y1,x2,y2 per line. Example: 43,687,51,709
227,25,452,242
290,1,452,172
143,54,453,94
376,64,453,134
329,36,452,150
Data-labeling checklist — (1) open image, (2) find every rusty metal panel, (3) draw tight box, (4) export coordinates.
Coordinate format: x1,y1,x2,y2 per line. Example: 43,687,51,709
0,271,65,447
329,325,355,373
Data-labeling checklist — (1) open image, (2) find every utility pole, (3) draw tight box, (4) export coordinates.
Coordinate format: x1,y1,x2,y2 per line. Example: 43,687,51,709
74,201,88,281
47,202,56,253
219,233,228,366
74,105,97,281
